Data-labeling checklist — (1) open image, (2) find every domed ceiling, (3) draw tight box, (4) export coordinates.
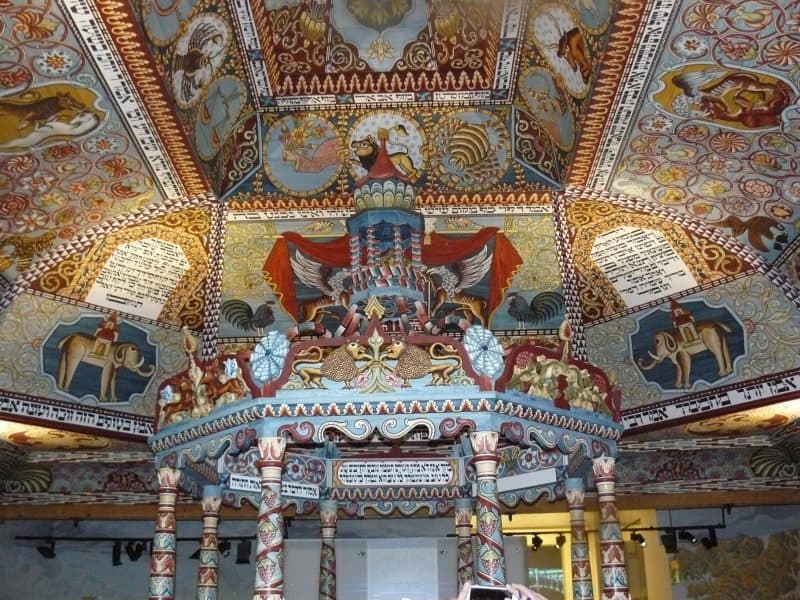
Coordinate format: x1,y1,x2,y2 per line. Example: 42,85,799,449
1,0,799,509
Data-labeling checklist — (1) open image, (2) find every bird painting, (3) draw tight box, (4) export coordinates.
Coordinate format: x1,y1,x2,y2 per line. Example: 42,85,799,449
172,18,227,106
506,291,564,328
220,299,275,334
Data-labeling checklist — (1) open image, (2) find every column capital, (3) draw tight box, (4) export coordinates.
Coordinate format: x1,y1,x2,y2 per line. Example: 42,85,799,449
469,430,499,455
157,466,182,489
565,477,585,508
202,485,223,513
257,436,287,463
592,455,616,480
319,500,338,523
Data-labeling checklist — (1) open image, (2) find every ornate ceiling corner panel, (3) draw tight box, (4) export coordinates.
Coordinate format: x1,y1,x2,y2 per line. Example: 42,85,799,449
564,195,757,323
136,0,252,197
598,0,800,265
63,0,208,198
218,106,560,209
574,0,675,189
242,0,527,109
25,207,212,329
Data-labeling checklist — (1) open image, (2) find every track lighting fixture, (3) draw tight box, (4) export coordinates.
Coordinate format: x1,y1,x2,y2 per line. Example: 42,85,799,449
530,534,543,551
112,540,122,566
218,540,232,557
630,532,646,547
125,541,144,562
236,539,252,564
678,530,697,544
701,527,718,550
37,539,56,559
554,534,566,549
660,531,678,554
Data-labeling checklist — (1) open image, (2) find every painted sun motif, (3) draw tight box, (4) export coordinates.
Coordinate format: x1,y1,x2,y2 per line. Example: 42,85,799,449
1,421,112,450
685,399,800,435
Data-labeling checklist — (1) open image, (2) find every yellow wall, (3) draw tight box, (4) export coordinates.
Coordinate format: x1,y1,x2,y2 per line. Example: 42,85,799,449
502,509,672,599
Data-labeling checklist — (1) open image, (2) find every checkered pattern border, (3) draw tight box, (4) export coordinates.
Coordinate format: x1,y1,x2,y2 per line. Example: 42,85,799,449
200,202,226,361
552,191,587,361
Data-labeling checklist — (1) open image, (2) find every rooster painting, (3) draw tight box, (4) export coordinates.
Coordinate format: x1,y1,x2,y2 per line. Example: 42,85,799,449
506,291,564,328
220,299,275,334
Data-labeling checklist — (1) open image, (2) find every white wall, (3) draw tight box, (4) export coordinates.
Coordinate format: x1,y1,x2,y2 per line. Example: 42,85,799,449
0,519,528,600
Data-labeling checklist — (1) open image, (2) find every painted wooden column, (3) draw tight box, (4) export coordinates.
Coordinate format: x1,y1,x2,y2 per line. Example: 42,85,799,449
149,466,182,600
565,477,593,600
454,497,475,589
593,456,631,600
469,430,505,586
253,436,288,600
197,485,223,600
318,499,338,600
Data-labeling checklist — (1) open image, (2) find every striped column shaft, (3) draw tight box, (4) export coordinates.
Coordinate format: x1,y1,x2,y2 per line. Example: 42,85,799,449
149,467,182,600
593,457,631,600
197,485,223,600
318,499,338,600
252,436,287,600
454,497,475,589
565,477,593,600
469,431,505,586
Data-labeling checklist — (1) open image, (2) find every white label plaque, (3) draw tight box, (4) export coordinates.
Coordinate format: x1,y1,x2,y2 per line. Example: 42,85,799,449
590,227,698,307
336,460,455,486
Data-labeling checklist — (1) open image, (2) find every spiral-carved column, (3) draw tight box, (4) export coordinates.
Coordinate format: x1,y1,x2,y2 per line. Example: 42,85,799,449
318,499,338,600
197,485,223,600
593,456,631,600
454,497,475,589
149,467,182,600
253,436,287,600
565,477,593,600
469,431,505,586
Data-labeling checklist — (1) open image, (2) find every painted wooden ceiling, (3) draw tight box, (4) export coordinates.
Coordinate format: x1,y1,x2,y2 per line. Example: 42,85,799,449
1,0,800,507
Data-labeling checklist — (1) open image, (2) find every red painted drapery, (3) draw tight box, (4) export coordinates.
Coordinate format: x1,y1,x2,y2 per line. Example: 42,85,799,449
263,227,522,323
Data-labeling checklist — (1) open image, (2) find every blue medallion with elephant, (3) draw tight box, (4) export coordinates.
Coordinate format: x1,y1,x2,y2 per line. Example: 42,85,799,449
631,300,745,391
42,316,157,404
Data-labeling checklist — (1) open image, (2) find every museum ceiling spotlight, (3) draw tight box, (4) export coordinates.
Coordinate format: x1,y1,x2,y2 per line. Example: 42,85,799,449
678,530,697,544
530,534,543,551
125,541,145,561
701,528,718,550
660,531,678,554
219,539,232,557
36,539,56,559
554,534,566,549
630,532,647,547
236,539,252,565
112,540,122,566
